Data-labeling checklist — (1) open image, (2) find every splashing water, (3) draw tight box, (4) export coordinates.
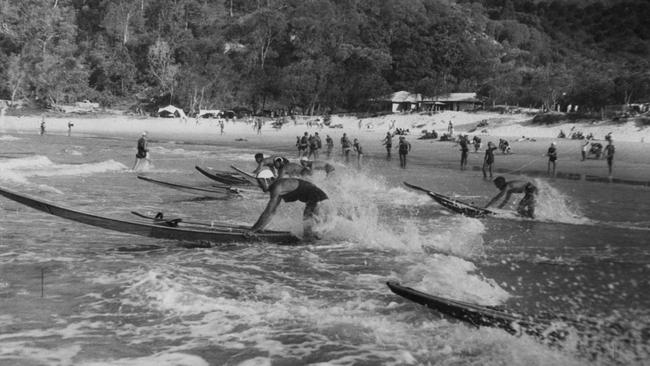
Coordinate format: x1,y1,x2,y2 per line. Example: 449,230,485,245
533,178,588,225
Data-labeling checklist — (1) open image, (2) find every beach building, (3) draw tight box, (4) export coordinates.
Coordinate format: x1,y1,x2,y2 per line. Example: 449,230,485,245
373,91,482,113
422,93,483,111
158,105,187,119
375,90,422,113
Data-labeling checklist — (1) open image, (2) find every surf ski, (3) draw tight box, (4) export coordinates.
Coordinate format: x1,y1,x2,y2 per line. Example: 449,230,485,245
230,165,260,183
137,175,241,199
195,166,253,186
386,281,569,342
403,182,494,218
0,186,300,245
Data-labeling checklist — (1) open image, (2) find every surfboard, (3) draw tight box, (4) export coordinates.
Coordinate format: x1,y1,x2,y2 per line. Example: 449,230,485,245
403,182,494,218
386,281,569,342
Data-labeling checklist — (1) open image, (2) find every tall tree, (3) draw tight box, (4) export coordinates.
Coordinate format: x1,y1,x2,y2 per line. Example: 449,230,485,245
147,39,178,102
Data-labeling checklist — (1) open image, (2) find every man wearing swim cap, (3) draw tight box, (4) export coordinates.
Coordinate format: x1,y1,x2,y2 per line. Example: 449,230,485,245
249,168,328,239
253,153,290,177
485,176,537,218
271,156,304,177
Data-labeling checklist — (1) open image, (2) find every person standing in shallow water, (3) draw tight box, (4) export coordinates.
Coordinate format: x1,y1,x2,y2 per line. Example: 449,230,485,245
604,138,615,178
340,133,352,163
546,142,558,176
482,141,497,178
353,138,363,169
459,135,469,171
382,131,392,160
132,132,150,171
40,116,46,136
325,135,334,159
398,136,411,168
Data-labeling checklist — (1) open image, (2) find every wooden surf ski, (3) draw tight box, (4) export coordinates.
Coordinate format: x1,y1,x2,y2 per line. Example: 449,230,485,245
195,166,252,186
403,182,494,218
386,281,569,342
0,186,300,245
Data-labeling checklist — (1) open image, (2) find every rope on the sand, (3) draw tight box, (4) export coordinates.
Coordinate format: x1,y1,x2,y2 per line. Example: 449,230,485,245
506,157,543,174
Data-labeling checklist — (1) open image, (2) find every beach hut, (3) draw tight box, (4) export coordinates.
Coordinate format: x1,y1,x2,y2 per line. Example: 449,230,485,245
373,91,422,113
423,93,483,111
158,105,187,119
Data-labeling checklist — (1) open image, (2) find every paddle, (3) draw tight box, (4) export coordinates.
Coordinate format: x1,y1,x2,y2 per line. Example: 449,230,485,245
230,165,257,179
230,165,259,185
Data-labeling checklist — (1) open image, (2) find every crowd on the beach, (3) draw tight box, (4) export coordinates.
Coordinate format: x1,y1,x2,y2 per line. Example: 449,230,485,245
124,115,620,230
452,131,616,180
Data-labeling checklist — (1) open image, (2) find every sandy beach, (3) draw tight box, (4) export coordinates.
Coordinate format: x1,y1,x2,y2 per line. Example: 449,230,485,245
3,110,650,184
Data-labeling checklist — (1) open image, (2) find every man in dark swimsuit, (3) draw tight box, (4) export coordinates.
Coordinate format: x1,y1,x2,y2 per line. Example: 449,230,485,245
249,168,328,239
325,135,334,159
382,132,392,160
604,138,615,178
132,131,150,171
546,142,557,176
459,135,469,170
398,136,411,168
485,176,537,218
482,141,497,178
299,132,309,157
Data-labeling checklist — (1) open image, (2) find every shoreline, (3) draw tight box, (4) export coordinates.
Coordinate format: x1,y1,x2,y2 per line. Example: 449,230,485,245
2,111,650,185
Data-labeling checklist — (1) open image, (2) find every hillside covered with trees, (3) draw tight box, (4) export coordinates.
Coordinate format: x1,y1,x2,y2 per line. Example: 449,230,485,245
0,0,648,115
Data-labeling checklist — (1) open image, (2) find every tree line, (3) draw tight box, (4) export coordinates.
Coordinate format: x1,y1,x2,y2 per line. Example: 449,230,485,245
0,0,648,115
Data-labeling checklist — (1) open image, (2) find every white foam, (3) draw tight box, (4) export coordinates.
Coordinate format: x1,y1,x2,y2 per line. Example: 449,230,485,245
404,254,511,306
0,155,128,185
82,353,209,366
0,134,20,141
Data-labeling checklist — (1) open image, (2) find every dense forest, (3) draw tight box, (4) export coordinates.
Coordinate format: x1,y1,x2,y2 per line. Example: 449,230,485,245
0,0,648,115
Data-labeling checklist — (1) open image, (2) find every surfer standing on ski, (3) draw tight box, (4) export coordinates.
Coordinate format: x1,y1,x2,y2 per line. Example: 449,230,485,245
248,167,328,240
485,176,537,218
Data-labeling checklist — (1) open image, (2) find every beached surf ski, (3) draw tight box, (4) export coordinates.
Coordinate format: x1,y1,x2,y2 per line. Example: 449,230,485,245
0,186,300,245
137,175,241,199
386,281,570,343
403,182,495,218
195,165,254,186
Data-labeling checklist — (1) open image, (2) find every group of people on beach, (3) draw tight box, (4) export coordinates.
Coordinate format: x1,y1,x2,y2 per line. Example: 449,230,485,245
130,119,618,237
381,132,412,168
449,131,618,219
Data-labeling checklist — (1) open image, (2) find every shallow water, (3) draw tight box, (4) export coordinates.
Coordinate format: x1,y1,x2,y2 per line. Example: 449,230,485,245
0,132,648,365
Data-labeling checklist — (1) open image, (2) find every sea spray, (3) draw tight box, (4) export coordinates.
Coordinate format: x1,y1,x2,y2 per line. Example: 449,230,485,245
533,178,586,224
404,254,510,306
